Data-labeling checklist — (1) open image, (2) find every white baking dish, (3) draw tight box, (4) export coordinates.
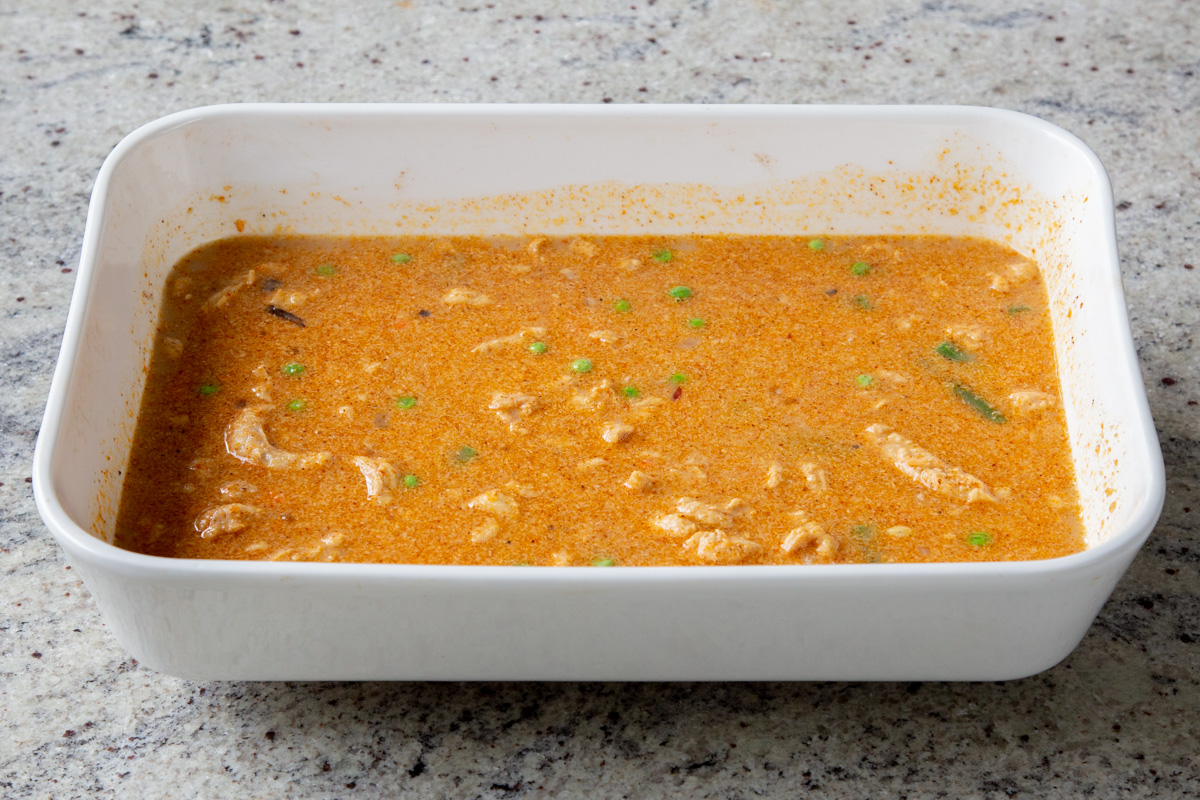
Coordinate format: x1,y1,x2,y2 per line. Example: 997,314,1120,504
32,104,1164,680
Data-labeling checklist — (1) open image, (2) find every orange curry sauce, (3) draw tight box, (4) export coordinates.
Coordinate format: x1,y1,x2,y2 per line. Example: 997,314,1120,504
115,235,1084,566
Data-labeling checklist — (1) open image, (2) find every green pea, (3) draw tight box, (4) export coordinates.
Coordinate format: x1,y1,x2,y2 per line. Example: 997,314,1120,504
851,261,871,276
391,253,413,264
613,299,632,313
455,445,478,463
808,239,825,251
856,374,874,388
395,395,418,409
853,295,873,310
623,385,640,398
591,557,616,567
652,249,673,262
528,341,548,355
403,474,420,488
668,285,693,301
571,358,593,373
967,531,993,547
687,317,706,328
316,263,337,276
198,382,221,397
282,362,306,376
669,372,688,385
287,398,307,412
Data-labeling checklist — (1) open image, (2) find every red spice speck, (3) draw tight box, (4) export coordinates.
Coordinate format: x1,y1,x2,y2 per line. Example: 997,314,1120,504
672,387,683,400
1162,377,1177,386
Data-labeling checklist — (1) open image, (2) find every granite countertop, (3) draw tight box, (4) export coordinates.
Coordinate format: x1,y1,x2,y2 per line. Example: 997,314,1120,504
2,1,1196,796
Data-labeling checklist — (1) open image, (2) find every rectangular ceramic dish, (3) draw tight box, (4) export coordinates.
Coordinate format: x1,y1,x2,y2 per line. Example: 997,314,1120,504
32,104,1164,680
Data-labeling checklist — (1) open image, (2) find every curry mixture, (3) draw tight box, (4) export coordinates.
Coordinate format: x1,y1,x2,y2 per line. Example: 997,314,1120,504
115,235,1084,565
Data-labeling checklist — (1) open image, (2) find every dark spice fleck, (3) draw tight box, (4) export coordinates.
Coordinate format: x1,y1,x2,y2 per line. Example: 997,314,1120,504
1186,264,1194,270
265,730,276,740
261,277,283,292
417,309,432,317
825,288,838,295
31,651,41,658
322,763,331,772
267,304,306,327
63,730,76,738
672,386,683,400
1162,377,1176,386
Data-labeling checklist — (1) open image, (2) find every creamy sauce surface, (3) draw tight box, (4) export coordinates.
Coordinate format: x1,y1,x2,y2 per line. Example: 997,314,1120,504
115,235,1084,565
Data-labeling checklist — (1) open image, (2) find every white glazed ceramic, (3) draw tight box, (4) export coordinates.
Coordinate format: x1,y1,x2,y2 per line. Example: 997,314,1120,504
32,105,1164,680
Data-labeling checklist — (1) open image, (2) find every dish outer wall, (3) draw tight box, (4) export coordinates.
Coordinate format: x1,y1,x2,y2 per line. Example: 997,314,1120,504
32,104,1165,680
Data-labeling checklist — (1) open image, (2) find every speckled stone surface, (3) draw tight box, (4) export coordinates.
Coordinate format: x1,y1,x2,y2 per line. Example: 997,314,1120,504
2,1,1197,797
